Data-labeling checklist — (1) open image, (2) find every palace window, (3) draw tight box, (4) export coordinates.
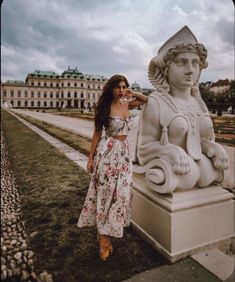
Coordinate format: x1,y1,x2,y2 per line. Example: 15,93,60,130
44,82,47,87
37,101,41,107
3,90,7,97
17,100,21,107
31,101,34,107
44,92,47,98
74,83,77,87
37,91,41,98
68,92,71,98
25,91,28,97
81,83,83,87
50,101,53,107
10,90,14,97
44,101,47,107
31,91,34,98
56,92,59,98
18,91,21,97
74,92,77,98
50,92,53,98
25,101,28,107
68,82,70,87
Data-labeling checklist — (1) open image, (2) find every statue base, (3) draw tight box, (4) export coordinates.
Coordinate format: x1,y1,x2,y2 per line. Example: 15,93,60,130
131,173,234,263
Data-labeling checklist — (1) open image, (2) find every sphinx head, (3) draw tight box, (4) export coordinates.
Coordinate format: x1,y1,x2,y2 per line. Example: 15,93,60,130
148,26,208,92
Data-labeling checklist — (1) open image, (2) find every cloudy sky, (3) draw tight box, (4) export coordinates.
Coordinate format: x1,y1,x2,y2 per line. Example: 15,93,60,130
1,0,234,87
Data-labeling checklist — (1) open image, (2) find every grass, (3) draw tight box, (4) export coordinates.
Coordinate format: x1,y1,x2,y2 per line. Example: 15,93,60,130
29,108,95,120
1,110,167,282
55,112,95,120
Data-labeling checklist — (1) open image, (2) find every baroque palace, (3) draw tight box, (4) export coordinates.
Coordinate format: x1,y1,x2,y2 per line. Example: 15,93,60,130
1,67,109,109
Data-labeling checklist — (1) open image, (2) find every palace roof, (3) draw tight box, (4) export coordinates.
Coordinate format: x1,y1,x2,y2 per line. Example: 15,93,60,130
61,67,84,78
4,80,25,85
84,74,107,81
27,70,60,78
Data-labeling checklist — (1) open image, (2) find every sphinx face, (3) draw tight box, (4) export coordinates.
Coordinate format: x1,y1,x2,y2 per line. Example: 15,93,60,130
167,52,200,90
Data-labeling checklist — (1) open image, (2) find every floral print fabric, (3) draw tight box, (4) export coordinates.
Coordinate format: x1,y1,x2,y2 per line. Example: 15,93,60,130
77,119,133,238
106,116,130,136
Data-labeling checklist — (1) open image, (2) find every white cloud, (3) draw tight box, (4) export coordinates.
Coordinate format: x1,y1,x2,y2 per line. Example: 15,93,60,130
1,44,16,56
1,0,234,87
172,4,188,17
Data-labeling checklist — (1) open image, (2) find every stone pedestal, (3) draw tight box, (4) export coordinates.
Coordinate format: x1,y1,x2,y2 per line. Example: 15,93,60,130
131,173,234,263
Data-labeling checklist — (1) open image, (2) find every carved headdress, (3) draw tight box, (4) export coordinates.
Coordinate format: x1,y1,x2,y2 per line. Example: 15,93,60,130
148,25,208,89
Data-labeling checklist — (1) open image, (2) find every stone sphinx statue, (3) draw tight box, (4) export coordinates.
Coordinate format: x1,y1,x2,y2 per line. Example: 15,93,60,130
136,25,229,193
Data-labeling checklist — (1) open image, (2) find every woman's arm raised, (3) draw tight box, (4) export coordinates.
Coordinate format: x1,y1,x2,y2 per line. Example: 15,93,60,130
127,90,148,109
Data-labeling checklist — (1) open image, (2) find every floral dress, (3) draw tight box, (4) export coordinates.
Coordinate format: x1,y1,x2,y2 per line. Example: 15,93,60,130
77,116,133,238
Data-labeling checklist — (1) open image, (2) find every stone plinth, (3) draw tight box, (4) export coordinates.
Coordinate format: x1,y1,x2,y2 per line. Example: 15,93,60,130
131,173,234,263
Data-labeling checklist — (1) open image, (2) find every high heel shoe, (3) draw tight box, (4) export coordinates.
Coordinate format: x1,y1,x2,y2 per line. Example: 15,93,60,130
97,234,113,261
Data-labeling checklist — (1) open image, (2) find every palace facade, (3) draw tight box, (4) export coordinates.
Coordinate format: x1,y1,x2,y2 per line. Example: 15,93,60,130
1,67,108,109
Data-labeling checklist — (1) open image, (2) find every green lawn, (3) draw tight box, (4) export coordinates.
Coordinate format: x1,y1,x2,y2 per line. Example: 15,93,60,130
1,110,167,282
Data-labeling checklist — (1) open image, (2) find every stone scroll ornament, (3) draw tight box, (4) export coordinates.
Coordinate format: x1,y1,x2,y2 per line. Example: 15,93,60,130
136,25,229,193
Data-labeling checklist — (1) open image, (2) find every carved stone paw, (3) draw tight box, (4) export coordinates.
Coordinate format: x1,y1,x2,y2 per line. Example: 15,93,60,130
202,141,229,170
166,146,190,175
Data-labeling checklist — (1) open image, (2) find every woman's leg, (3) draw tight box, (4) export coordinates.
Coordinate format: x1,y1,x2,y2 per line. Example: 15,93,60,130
97,233,113,261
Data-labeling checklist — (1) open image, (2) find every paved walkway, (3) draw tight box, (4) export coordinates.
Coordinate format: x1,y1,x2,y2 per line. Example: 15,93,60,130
12,109,94,139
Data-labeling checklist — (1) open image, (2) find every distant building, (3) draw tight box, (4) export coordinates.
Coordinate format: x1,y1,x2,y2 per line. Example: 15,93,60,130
199,81,212,88
130,82,154,96
1,67,108,109
130,81,141,91
209,79,230,95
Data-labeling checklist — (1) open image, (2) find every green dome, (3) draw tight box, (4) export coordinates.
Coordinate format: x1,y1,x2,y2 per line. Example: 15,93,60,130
61,67,84,78
131,81,141,89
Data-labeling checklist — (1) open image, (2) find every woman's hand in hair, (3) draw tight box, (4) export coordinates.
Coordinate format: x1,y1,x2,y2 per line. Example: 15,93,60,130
127,89,148,109
125,89,134,100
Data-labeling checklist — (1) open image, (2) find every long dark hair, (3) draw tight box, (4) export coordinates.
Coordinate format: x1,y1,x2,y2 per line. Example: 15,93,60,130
95,74,129,131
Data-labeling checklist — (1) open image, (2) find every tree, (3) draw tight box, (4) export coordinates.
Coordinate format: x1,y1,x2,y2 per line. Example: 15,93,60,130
200,83,216,112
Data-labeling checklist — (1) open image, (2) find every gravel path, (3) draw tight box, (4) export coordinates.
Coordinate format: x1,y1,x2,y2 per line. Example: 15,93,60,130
1,132,53,282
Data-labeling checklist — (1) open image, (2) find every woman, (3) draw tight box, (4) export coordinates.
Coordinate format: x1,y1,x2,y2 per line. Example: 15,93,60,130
77,74,148,261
